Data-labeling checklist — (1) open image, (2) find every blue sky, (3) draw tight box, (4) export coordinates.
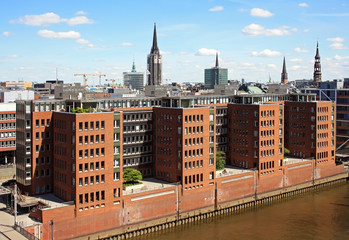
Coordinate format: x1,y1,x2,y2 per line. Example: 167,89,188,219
1,0,349,85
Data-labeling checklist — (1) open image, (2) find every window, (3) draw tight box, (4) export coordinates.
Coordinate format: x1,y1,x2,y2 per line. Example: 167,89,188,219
101,121,105,129
101,174,105,183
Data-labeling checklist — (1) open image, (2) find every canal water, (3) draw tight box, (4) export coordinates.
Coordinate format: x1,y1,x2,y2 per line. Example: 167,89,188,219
134,182,349,240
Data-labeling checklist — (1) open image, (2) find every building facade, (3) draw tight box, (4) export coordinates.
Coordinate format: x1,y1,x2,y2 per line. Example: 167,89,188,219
123,61,144,91
0,103,16,164
14,93,344,240
204,53,228,89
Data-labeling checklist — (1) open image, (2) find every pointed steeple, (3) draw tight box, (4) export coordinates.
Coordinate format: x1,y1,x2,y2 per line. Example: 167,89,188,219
215,52,219,68
315,41,320,59
282,57,287,73
151,23,159,54
132,59,136,72
313,41,322,83
281,56,288,84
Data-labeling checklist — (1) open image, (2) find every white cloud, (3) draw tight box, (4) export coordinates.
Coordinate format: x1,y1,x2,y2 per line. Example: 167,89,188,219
160,50,171,55
76,38,90,44
209,6,224,12
11,12,94,26
327,37,348,49
242,24,294,36
294,47,309,53
290,58,303,62
65,16,94,26
2,32,12,37
250,8,274,18
298,3,309,7
38,30,81,39
267,64,277,68
179,51,188,55
121,42,133,46
19,66,33,70
76,38,95,48
333,55,349,61
251,49,281,57
195,48,219,56
6,54,19,59
76,11,87,15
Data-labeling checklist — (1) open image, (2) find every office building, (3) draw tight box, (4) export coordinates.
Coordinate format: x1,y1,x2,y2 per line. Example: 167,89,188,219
123,61,144,91
204,53,228,89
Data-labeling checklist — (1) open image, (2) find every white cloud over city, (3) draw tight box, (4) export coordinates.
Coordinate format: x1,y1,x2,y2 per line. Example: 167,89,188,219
251,49,281,57
250,8,274,18
242,24,297,36
11,12,94,26
37,30,81,39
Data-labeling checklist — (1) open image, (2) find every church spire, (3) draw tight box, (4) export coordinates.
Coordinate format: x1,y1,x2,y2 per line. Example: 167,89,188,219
313,41,322,83
281,57,288,84
215,52,219,68
151,23,159,54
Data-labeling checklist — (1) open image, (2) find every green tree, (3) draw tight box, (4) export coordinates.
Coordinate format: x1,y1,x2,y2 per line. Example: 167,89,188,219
216,151,226,170
123,169,142,183
284,148,290,155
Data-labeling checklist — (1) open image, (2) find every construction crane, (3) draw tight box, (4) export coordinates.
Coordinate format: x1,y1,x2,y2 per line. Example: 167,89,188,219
74,72,106,87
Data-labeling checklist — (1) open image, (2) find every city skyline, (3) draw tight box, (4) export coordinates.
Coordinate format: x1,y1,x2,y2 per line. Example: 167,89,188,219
1,0,349,84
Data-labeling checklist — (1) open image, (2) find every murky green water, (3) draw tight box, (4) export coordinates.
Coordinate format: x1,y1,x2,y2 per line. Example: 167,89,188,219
134,182,349,240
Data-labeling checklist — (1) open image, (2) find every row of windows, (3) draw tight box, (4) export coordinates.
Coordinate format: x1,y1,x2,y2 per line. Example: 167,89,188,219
0,123,16,129
0,131,16,139
36,131,50,140
216,118,227,125
260,149,275,157
36,119,50,128
123,145,152,155
78,148,105,159
185,137,204,146
78,191,105,204
216,109,227,115
0,141,15,148
184,114,204,123
0,113,16,120
232,148,248,156
260,120,275,127
78,134,105,145
260,130,276,137
318,107,329,113
261,110,276,118
123,156,152,167
35,184,51,194
78,121,105,131
318,133,329,139
34,168,50,178
184,126,204,135
232,119,248,127
35,144,50,153
260,161,275,170
123,124,152,133
124,113,152,121
78,175,105,186
124,135,151,144
317,151,329,159
232,129,248,136
78,161,105,172
38,156,51,165
157,125,172,134
318,115,329,122
157,158,173,168
184,160,203,169
157,147,172,156
184,149,203,158
317,141,329,148
184,174,204,185
157,136,172,145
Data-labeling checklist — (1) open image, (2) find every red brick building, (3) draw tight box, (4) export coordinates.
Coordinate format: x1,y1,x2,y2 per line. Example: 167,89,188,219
15,95,344,240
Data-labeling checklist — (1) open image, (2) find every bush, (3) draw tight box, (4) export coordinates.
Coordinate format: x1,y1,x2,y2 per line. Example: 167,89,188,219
284,148,290,155
216,151,226,170
123,169,142,185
